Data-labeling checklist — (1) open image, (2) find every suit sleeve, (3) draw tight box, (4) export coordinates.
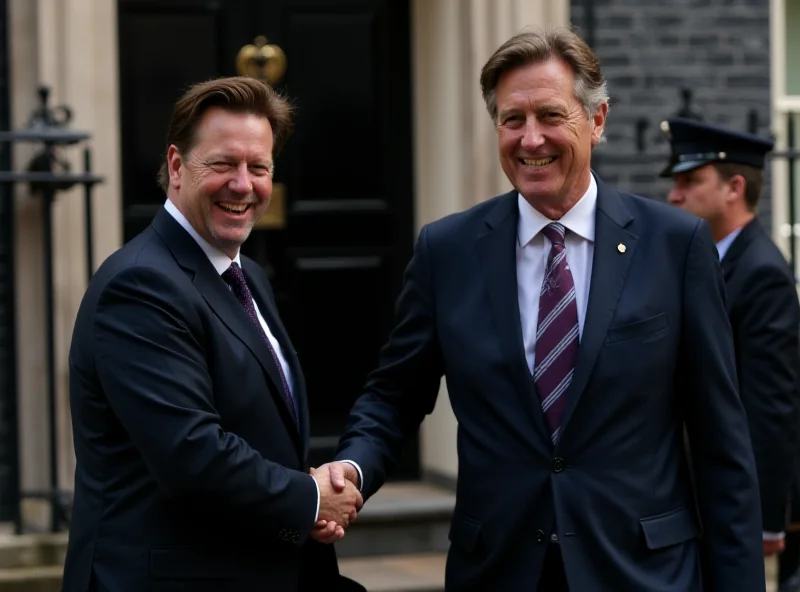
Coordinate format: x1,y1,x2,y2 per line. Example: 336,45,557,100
735,264,800,533
335,225,445,497
92,265,318,546
678,220,764,590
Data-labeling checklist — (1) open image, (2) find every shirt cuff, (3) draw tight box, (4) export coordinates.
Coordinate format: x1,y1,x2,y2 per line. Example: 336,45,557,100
763,531,786,541
340,460,363,491
312,475,320,522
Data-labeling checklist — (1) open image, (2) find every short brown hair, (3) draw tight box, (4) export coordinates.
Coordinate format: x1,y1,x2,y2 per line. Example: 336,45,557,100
713,162,765,211
480,27,609,124
157,76,293,191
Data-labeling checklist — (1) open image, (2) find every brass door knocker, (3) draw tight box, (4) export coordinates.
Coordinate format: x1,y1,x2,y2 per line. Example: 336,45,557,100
236,36,287,86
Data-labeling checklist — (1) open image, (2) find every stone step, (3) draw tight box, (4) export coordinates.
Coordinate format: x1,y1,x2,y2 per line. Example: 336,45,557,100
0,566,61,592
0,550,780,592
335,481,455,558
0,554,445,592
766,556,778,592
339,552,445,592
0,534,67,570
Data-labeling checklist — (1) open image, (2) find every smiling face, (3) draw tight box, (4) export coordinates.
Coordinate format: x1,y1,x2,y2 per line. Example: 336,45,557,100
167,107,274,258
495,57,606,218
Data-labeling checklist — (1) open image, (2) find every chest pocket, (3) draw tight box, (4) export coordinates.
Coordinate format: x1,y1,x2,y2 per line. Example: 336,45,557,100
606,312,669,344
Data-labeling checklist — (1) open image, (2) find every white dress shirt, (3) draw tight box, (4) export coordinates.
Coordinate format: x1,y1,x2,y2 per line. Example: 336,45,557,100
163,199,320,521
517,175,597,371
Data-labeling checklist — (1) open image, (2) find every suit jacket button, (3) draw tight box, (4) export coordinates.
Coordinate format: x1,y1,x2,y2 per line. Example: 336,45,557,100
553,457,566,473
535,529,546,543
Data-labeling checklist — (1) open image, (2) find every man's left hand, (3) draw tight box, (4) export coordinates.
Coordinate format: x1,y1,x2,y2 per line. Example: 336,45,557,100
764,538,786,556
310,518,345,544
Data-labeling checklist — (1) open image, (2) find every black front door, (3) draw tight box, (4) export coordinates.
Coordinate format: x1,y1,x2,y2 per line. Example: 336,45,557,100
118,0,418,477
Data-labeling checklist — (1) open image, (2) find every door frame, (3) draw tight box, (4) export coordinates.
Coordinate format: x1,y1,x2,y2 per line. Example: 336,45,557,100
0,0,20,522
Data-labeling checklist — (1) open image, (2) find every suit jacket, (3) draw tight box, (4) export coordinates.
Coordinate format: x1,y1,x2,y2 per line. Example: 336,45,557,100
63,208,364,592
336,178,764,591
721,218,800,533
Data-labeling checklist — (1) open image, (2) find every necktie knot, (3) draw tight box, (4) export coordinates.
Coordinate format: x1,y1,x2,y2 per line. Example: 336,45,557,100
541,223,566,246
222,262,247,291
222,262,253,306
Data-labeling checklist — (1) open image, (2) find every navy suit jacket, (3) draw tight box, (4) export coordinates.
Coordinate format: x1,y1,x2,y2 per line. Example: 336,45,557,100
721,218,800,533
336,179,764,591
63,208,364,592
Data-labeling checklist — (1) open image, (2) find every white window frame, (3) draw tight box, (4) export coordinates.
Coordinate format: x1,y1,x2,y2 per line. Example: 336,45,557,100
771,0,800,274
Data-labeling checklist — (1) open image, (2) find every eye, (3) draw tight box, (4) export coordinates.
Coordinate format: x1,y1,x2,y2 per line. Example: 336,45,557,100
249,165,270,176
501,114,524,127
210,161,233,172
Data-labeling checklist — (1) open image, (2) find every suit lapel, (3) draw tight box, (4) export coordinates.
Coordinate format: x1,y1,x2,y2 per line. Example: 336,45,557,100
476,192,551,441
152,209,303,449
719,218,760,279
243,258,309,458
559,181,638,433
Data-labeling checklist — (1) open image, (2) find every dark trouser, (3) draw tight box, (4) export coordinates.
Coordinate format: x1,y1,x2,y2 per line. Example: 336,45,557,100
538,544,569,591
780,532,800,591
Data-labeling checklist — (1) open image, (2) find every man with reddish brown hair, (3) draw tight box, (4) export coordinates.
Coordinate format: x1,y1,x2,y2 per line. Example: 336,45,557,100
63,77,364,592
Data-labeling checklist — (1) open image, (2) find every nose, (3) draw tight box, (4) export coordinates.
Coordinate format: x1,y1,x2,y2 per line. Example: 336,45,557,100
228,162,253,194
667,187,682,205
520,117,545,151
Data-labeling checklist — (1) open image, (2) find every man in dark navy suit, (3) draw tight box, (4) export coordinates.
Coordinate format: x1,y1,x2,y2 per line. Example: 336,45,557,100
664,118,800,582
62,77,364,592
317,27,764,591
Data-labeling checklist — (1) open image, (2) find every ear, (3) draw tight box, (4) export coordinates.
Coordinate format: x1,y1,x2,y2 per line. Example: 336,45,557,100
166,145,184,190
590,102,609,147
727,174,746,204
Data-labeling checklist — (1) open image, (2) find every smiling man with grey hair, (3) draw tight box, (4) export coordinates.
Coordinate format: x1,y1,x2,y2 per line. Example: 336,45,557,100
318,26,764,591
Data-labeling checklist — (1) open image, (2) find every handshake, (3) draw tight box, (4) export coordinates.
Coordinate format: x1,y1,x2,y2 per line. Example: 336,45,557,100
310,461,363,544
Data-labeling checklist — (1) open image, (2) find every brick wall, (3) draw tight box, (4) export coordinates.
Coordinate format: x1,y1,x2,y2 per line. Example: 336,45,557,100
0,0,19,522
570,0,773,229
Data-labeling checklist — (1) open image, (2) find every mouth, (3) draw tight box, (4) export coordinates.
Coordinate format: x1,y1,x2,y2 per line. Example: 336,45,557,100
215,201,252,215
520,156,557,167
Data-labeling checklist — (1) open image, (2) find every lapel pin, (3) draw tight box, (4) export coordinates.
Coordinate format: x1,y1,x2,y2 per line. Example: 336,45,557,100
617,243,626,253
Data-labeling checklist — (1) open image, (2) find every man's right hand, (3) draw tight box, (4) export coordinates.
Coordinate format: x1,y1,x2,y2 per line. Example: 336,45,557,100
311,464,363,540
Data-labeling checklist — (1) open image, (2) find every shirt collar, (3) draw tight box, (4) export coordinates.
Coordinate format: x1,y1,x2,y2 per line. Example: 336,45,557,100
164,198,241,274
716,226,743,261
517,173,598,247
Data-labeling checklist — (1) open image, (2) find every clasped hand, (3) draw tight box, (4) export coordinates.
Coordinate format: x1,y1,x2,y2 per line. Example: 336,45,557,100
310,462,362,544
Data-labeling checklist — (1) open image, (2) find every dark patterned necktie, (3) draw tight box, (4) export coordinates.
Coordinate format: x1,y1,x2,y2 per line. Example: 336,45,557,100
222,262,298,427
533,223,579,444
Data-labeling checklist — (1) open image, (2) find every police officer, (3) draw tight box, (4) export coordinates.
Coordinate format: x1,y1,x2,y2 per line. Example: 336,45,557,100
663,117,800,563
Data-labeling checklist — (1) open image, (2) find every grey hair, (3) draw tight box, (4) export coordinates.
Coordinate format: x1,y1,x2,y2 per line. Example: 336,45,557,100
480,27,609,130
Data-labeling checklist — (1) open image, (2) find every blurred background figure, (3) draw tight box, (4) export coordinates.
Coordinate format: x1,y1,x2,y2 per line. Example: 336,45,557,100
665,117,800,568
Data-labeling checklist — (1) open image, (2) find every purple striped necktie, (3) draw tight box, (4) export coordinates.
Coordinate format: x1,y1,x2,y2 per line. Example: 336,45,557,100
533,223,579,444
222,262,299,428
